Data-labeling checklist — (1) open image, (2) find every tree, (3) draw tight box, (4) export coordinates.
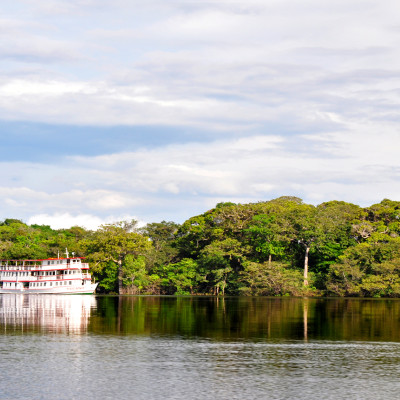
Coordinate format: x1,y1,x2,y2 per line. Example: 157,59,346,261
245,214,286,264
326,237,400,297
199,238,248,295
239,261,304,296
286,203,317,286
139,221,180,276
140,221,180,251
211,203,257,239
0,220,49,259
313,201,362,272
122,255,161,294
84,221,152,294
288,201,361,287
176,215,216,258
161,258,199,295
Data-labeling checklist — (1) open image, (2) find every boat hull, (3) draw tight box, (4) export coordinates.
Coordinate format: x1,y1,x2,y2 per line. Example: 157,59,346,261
0,283,98,294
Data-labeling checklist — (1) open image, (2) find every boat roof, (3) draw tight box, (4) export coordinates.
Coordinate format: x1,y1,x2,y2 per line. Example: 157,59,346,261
0,257,85,262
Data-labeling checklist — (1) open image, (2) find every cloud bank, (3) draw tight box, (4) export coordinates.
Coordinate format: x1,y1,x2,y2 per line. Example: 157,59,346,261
0,0,399,227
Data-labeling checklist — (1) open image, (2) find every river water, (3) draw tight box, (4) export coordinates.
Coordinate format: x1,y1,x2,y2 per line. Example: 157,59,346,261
1,295,400,400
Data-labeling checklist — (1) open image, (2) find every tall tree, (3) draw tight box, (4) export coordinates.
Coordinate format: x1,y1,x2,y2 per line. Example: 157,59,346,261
285,203,317,286
139,221,180,275
85,221,152,294
245,214,286,264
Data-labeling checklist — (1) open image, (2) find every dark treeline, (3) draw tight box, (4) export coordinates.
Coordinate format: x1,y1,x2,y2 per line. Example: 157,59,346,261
1,196,400,297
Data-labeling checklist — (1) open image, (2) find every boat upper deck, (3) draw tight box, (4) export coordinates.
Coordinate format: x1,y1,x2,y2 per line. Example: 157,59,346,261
0,257,89,272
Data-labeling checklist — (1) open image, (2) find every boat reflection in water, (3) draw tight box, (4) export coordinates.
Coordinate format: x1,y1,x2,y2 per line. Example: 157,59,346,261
0,294,96,334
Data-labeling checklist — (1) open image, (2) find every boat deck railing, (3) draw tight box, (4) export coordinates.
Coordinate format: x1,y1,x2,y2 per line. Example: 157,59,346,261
33,273,92,281
1,273,92,281
0,263,90,271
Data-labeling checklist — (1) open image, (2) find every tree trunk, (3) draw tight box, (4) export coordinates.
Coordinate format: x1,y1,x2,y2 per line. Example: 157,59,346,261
268,254,272,266
118,259,123,294
304,246,309,286
117,296,121,333
303,298,308,341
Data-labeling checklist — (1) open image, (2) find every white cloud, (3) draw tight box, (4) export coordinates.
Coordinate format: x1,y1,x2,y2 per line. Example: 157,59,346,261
1,122,398,226
0,0,399,131
0,186,141,216
0,0,399,224
27,213,142,230
28,213,105,230
69,125,400,209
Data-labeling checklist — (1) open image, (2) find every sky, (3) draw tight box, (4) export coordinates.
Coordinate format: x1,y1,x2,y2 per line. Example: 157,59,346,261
1,0,400,229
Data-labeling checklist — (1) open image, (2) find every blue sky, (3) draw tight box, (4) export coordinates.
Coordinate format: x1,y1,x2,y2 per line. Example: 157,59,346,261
1,0,400,229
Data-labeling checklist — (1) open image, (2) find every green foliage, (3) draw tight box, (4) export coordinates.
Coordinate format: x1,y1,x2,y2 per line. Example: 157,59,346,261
198,238,248,295
122,255,147,290
161,258,199,295
245,214,286,262
83,221,152,293
96,260,119,293
2,197,400,297
140,221,180,276
140,221,179,251
326,260,363,296
326,237,400,297
239,261,306,296
0,219,85,260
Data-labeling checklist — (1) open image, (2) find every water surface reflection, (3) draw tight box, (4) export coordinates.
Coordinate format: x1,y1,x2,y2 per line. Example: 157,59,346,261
2,296,400,400
90,296,400,342
0,294,95,334
2,295,400,341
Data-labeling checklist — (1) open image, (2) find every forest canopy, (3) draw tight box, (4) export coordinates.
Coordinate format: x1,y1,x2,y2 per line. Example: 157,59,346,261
1,197,400,297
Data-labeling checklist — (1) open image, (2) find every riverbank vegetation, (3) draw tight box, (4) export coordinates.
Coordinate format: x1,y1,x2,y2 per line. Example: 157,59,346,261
1,197,400,297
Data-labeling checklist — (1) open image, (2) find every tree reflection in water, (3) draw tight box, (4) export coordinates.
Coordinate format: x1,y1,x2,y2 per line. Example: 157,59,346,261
88,296,400,342
2,295,400,341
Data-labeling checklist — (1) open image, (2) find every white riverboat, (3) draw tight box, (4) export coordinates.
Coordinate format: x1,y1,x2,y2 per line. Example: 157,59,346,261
0,254,98,294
